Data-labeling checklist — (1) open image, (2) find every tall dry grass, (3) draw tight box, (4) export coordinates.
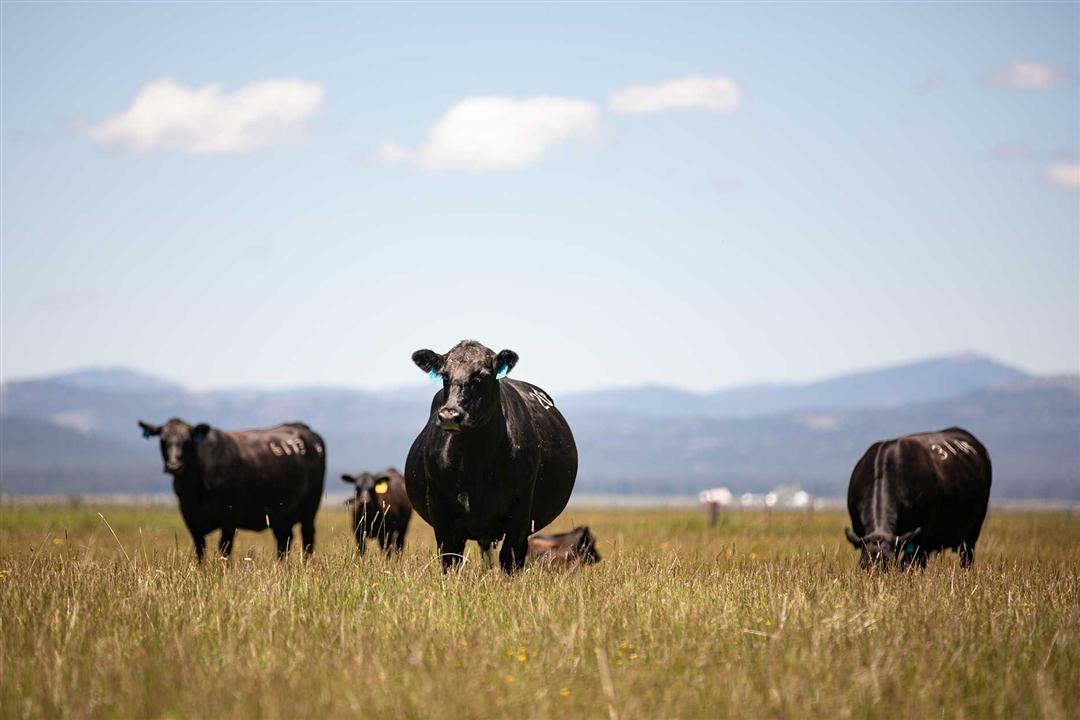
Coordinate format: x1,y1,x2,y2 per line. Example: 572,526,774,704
1,504,1076,719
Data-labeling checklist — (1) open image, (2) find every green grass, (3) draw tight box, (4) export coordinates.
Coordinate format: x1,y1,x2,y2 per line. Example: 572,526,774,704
1,504,1077,719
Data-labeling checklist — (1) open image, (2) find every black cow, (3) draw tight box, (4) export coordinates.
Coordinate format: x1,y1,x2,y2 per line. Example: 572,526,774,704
845,427,991,570
527,526,601,566
341,468,412,556
137,418,326,560
404,340,578,573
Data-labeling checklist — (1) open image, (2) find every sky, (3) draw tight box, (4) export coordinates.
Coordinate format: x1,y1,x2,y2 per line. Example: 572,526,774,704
2,2,1078,395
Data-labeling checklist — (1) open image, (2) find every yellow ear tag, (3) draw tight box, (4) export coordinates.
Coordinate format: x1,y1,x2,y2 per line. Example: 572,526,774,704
374,480,389,494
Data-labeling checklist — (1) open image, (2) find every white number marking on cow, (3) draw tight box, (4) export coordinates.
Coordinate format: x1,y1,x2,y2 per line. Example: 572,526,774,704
931,439,976,461
955,440,977,455
269,438,307,457
529,388,554,410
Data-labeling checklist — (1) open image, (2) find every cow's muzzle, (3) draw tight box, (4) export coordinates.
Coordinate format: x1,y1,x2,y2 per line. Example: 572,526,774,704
437,407,464,432
165,462,184,474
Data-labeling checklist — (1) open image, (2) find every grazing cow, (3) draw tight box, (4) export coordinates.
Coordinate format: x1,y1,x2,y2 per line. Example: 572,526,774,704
404,340,578,573
137,418,325,560
527,526,601,566
845,427,991,569
341,468,412,556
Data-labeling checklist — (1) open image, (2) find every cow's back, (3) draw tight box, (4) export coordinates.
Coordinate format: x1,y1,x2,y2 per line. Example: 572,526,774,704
206,423,325,530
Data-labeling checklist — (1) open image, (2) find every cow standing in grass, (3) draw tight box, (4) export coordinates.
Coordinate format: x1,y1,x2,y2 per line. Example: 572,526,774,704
845,426,991,569
342,468,412,556
138,418,325,560
405,340,578,573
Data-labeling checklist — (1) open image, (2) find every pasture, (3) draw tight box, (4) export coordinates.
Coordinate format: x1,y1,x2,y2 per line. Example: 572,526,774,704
1,504,1077,719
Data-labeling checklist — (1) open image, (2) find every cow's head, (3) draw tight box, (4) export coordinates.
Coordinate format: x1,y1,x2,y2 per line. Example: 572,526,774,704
342,471,380,506
137,418,210,475
844,527,923,570
412,340,518,433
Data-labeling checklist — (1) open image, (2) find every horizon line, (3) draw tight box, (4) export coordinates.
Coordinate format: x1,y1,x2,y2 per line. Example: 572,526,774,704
1,350,1064,397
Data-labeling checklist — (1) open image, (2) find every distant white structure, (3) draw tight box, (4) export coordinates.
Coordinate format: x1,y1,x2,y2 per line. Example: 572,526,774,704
699,487,733,527
765,485,812,508
698,487,733,506
739,492,765,507
701,485,813,523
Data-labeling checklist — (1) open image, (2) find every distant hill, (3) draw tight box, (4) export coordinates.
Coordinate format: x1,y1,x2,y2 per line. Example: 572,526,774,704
561,354,1029,417
1,357,1076,500
21,367,184,393
565,376,1080,500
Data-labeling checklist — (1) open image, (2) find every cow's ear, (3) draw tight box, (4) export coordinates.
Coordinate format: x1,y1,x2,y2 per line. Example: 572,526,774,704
138,421,160,439
495,349,518,379
844,527,863,548
897,527,922,545
191,423,210,444
341,474,356,484
412,349,444,376
576,526,593,550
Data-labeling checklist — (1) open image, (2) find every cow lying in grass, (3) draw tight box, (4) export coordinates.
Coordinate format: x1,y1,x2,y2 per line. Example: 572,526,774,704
527,526,601,566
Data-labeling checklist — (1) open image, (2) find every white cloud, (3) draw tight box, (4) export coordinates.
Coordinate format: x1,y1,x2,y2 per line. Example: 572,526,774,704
85,77,325,154
990,60,1068,89
609,74,742,115
1044,163,1080,189
382,96,599,172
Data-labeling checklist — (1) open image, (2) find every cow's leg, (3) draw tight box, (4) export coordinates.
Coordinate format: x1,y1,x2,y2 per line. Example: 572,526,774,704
499,530,529,574
273,526,294,560
435,528,466,572
379,528,393,556
394,528,406,554
179,503,207,563
218,527,236,559
300,517,315,558
959,541,976,568
479,542,496,569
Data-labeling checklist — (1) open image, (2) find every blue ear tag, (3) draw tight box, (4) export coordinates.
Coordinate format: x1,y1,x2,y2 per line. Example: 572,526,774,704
142,429,152,439
496,364,509,380
428,369,443,385
192,434,203,445
903,542,916,556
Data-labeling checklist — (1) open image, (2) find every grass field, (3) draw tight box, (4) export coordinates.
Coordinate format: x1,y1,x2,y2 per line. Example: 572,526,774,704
1,503,1077,719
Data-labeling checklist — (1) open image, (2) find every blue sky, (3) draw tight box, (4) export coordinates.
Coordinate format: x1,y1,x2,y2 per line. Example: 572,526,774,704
2,2,1077,394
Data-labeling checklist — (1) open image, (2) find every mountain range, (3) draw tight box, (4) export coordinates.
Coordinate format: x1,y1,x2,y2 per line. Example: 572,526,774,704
1,355,1077,500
